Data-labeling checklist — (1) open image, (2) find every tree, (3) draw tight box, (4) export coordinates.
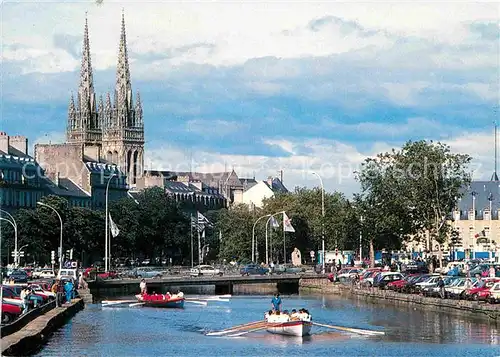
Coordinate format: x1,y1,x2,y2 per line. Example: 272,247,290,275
216,204,255,262
356,140,471,268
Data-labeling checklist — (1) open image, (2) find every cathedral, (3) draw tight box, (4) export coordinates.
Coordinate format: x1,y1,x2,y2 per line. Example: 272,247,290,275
66,13,144,185
34,12,142,208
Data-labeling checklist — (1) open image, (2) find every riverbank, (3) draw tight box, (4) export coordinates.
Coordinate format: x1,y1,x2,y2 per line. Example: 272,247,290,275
1,298,84,356
299,281,500,323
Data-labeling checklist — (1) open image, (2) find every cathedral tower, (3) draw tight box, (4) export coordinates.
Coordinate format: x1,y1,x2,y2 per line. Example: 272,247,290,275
101,11,144,186
67,15,102,146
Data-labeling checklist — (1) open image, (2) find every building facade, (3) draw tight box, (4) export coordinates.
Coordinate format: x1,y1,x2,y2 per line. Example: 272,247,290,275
242,176,288,209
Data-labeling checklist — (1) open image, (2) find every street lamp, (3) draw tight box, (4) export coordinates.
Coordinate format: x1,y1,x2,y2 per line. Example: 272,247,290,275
18,244,29,266
265,210,286,265
37,202,63,272
0,217,18,267
252,214,271,262
105,173,117,273
359,215,363,263
312,172,325,274
0,209,18,267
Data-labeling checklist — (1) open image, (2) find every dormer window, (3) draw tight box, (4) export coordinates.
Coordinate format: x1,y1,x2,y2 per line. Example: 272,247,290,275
454,211,460,221
484,209,491,221
468,209,475,220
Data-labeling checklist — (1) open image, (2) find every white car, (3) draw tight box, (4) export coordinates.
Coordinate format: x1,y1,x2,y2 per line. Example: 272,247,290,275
37,270,56,279
190,265,223,277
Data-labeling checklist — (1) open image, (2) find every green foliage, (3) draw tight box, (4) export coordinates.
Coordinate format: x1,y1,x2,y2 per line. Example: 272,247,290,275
356,140,471,253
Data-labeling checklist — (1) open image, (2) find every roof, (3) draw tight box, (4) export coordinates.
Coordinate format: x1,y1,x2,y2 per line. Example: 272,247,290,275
41,177,90,199
85,161,124,176
0,154,39,170
265,177,288,193
240,178,258,192
145,170,243,189
457,180,500,219
164,181,195,194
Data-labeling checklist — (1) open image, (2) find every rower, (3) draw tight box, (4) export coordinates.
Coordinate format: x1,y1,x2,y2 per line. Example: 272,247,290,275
139,279,147,295
290,309,299,320
271,293,282,312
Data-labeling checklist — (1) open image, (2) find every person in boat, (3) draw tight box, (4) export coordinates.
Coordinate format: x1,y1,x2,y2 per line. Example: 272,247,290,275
265,309,273,320
139,279,147,295
290,309,299,320
271,293,282,312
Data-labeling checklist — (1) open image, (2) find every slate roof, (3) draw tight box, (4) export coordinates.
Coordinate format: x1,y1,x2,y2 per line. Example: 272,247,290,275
457,180,500,219
0,154,39,170
240,178,258,192
41,177,90,198
145,170,243,189
265,177,288,193
85,161,123,175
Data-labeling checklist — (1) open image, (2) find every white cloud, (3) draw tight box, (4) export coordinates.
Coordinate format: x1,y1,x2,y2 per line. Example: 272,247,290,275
2,2,497,73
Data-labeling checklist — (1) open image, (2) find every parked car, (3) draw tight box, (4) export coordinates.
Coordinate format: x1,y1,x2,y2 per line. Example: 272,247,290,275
273,264,304,275
465,278,500,301
190,265,223,277
402,261,429,274
240,264,269,276
35,270,56,279
421,277,457,297
130,267,165,279
373,272,404,289
1,302,22,324
445,278,478,299
488,282,500,303
57,269,78,281
8,270,28,283
337,268,363,282
386,274,420,292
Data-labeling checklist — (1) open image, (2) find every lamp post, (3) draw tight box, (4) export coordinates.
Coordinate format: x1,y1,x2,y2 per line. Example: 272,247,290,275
18,244,28,266
0,209,18,267
105,173,117,273
0,218,17,267
312,172,325,274
252,214,271,262
37,202,63,272
265,210,286,265
359,215,363,263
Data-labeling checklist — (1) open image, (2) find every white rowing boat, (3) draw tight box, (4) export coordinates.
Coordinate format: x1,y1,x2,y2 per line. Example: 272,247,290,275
265,313,312,337
266,319,312,337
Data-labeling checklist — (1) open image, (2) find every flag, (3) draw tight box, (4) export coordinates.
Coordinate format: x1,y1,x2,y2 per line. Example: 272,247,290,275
219,230,222,242
270,216,279,228
283,212,295,232
109,214,120,237
192,212,211,232
474,230,485,238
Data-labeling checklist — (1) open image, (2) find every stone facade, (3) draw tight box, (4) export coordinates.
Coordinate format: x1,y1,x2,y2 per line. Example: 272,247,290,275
242,176,288,209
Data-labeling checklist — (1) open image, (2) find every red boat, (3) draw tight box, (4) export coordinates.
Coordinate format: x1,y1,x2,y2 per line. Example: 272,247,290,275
135,293,185,308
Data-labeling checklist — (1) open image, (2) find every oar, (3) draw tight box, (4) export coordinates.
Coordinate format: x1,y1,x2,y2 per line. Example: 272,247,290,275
312,322,385,336
226,326,267,337
129,302,144,307
207,321,266,336
102,300,136,306
185,300,208,306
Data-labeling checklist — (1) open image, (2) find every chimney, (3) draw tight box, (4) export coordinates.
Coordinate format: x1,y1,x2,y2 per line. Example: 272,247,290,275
267,176,273,187
0,132,9,154
55,172,60,186
9,135,28,156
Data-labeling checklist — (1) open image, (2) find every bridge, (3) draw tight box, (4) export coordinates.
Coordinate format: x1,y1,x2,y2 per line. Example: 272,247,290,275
87,274,328,299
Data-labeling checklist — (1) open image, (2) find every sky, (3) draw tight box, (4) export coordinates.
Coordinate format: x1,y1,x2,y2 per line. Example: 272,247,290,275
1,0,499,196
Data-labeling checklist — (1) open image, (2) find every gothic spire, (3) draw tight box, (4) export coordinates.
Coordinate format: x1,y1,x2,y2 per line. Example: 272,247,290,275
79,13,94,106
68,92,77,130
115,9,132,117
135,91,143,126
105,92,113,128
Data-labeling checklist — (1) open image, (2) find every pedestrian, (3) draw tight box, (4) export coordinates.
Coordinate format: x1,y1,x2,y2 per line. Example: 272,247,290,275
20,287,30,314
437,276,445,299
490,266,496,278
64,280,74,304
140,279,147,295
51,280,60,306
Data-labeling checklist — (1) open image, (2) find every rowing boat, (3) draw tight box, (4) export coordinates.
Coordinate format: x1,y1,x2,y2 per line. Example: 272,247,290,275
135,294,185,308
265,313,312,337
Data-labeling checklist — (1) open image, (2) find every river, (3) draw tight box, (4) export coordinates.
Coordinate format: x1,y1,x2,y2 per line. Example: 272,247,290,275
35,294,499,356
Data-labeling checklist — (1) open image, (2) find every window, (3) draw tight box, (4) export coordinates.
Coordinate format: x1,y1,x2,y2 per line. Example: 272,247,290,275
484,210,491,220
468,210,475,220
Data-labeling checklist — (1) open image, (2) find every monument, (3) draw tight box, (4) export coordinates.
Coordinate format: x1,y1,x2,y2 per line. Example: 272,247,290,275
291,248,302,266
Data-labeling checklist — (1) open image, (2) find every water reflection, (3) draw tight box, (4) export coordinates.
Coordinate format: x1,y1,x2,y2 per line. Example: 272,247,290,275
34,295,500,357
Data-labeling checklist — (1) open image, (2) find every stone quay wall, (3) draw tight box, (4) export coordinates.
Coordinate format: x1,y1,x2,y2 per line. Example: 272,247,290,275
1,299,84,356
299,279,500,323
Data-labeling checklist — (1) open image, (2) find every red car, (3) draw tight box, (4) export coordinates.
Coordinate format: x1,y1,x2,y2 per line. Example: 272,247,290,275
466,279,499,301
83,267,118,279
2,302,22,324
386,274,421,292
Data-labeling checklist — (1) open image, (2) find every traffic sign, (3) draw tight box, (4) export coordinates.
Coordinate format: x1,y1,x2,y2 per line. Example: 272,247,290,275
51,260,56,265
310,251,315,257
